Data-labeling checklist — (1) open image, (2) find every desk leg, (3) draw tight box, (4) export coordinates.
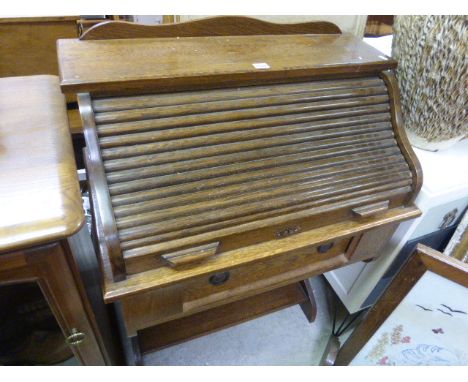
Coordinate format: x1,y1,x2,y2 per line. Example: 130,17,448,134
299,279,317,323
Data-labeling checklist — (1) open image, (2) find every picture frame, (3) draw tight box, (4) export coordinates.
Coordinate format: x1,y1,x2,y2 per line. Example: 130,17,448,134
335,243,468,365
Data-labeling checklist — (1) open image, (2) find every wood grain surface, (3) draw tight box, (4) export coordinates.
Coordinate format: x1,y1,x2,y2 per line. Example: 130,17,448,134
80,16,341,40
58,34,396,95
80,76,417,277
103,205,420,302
0,76,83,252
0,17,79,78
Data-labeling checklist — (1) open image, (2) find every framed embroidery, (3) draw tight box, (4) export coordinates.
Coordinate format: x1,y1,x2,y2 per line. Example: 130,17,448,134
335,244,468,365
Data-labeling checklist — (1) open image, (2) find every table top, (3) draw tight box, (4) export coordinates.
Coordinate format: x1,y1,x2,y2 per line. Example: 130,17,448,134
57,33,396,95
0,75,84,252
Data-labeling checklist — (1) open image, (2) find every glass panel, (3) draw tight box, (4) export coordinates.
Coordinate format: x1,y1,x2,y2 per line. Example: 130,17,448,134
0,282,77,365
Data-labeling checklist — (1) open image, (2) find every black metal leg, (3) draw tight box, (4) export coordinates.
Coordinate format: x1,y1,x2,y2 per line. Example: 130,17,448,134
332,304,365,337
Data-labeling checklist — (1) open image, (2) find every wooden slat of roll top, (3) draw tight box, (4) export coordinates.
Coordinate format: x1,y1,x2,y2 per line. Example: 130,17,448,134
108,134,397,191
96,95,389,138
95,85,388,126
102,119,392,158
121,185,413,257
111,146,403,214
107,132,397,196
113,155,406,218
94,86,388,125
103,123,392,177
102,106,391,172
107,132,394,185
103,130,395,170
116,164,410,230
116,170,409,233
112,155,407,218
99,111,391,150
108,150,403,207
110,139,399,207
98,106,391,151
109,131,392,196
92,78,384,112
118,175,412,243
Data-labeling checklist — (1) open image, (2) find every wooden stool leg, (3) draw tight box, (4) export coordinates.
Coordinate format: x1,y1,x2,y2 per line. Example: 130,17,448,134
299,279,317,323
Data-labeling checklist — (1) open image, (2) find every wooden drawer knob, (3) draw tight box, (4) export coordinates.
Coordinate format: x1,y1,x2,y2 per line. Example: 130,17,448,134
209,271,230,286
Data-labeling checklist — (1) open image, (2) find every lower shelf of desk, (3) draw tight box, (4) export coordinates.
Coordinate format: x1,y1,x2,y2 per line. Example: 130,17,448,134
137,281,313,355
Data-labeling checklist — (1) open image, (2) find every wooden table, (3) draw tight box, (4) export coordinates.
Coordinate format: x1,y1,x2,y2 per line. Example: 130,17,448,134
0,75,117,365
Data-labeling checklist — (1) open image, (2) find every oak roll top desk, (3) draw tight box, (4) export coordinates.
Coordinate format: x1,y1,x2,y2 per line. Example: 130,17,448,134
56,17,423,363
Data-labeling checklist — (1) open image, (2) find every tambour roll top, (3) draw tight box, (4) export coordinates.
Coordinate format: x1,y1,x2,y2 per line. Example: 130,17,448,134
57,31,422,283
91,78,411,259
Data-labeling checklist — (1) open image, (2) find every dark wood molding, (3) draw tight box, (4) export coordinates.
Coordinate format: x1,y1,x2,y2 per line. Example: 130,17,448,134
380,70,423,202
84,147,114,285
78,93,126,281
335,244,468,365
80,16,341,40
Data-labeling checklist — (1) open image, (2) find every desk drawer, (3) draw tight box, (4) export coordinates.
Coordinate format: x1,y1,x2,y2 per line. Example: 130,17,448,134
120,235,353,335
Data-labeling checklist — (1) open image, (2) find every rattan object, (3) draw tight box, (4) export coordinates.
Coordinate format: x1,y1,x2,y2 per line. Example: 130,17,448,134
392,16,467,151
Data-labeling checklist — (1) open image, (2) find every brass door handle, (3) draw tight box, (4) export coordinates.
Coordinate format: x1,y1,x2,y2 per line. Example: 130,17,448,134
65,328,86,346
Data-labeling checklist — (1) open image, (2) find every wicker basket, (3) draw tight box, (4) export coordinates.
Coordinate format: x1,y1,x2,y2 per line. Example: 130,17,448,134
392,16,467,151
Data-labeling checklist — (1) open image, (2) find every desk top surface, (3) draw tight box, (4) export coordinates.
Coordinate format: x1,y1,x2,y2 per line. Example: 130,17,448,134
0,75,84,252
57,33,396,95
